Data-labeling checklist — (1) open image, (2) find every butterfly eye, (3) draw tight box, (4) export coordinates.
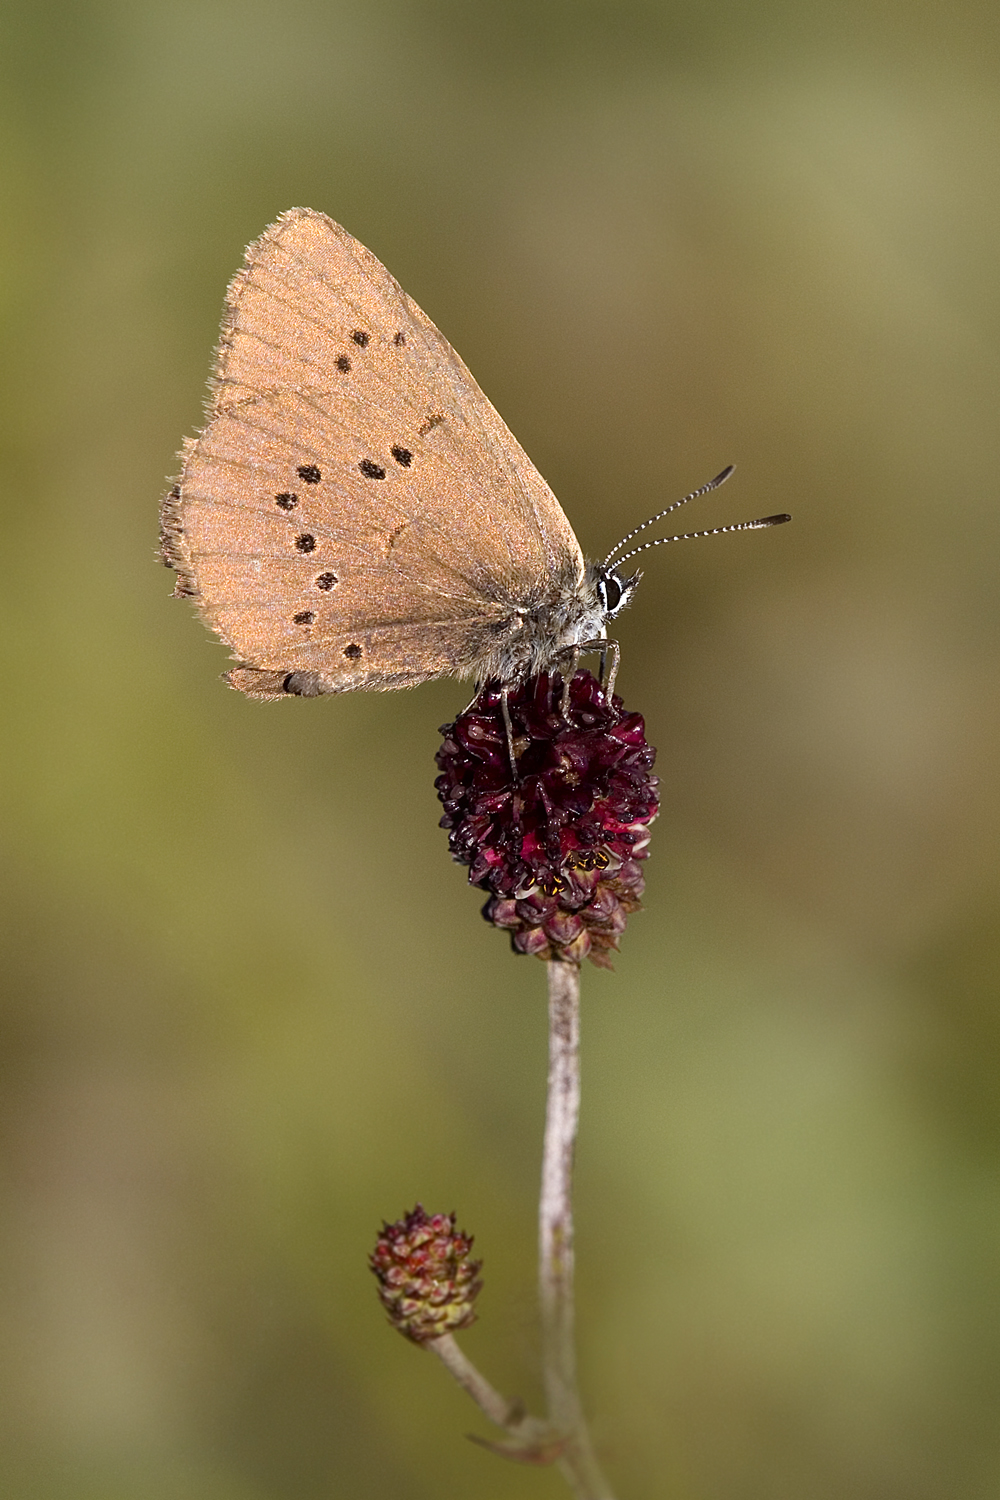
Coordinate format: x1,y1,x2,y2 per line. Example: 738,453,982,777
599,571,622,615
597,567,639,619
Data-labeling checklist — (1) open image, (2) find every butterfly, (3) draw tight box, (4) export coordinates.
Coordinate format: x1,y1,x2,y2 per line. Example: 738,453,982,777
161,208,788,700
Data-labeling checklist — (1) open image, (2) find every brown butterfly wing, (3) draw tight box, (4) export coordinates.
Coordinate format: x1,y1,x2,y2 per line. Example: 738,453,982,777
161,208,584,697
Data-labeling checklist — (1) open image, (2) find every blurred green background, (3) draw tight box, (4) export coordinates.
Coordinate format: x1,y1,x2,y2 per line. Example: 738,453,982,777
2,0,999,1495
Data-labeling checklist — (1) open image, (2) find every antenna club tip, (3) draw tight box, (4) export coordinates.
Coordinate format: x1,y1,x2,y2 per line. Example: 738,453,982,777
768,513,792,525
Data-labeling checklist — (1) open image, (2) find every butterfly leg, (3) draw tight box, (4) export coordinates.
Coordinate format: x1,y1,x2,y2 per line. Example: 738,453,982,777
554,639,620,703
602,639,620,698
560,646,581,716
499,687,519,781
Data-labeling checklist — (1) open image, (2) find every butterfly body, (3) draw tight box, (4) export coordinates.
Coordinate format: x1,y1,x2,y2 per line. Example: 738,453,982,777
161,208,638,700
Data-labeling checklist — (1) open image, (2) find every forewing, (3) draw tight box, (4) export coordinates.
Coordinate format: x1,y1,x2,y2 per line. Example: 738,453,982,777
161,208,584,695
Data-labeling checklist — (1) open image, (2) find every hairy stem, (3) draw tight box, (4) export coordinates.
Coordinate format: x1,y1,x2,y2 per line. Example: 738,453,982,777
540,960,617,1500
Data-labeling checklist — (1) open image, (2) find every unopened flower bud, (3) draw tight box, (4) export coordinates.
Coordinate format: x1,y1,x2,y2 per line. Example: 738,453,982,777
370,1205,483,1344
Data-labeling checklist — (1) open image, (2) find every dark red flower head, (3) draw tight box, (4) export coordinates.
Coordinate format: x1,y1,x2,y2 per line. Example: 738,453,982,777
435,671,659,968
369,1205,483,1344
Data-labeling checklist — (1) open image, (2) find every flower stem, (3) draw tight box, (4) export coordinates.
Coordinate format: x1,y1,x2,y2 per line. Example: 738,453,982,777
428,1332,522,1428
540,959,617,1500
428,1333,564,1463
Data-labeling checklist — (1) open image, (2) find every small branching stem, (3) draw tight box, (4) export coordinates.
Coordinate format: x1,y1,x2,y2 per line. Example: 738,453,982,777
427,1333,561,1463
428,1333,521,1428
541,959,617,1500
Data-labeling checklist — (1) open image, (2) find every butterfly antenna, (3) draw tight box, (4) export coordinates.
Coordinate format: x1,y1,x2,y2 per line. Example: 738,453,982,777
603,465,736,566
611,512,791,567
